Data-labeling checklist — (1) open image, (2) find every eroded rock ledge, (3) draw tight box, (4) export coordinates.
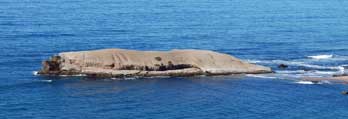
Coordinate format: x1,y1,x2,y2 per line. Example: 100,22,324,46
38,49,272,78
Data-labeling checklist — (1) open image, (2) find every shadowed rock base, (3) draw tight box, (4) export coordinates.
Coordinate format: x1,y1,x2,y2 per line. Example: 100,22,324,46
38,49,272,78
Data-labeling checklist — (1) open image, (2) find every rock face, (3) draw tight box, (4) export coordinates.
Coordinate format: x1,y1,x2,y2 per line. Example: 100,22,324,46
38,49,272,78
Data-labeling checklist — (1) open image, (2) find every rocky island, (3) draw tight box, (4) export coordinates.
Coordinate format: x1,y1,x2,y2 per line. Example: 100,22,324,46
38,49,272,78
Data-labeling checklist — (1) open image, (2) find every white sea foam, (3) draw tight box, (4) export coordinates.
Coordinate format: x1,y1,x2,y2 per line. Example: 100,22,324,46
320,80,332,84
276,70,339,77
276,70,306,74
246,58,345,82
276,60,340,70
338,66,346,74
295,80,332,85
246,74,277,79
111,77,139,80
330,55,348,61
295,81,316,85
311,71,337,75
59,74,87,77
248,59,341,70
32,71,39,76
308,54,333,59
246,60,263,63
40,80,53,83
124,77,137,80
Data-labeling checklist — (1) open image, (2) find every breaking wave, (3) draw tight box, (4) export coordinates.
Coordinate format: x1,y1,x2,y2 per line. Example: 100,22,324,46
307,54,333,59
295,81,317,85
294,80,331,85
32,71,38,76
246,55,348,80
276,70,338,75
39,80,53,83
246,74,277,79
275,70,306,74
247,59,342,70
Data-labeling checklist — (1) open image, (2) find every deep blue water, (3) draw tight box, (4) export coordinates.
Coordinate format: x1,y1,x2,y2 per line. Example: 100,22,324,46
1,0,348,118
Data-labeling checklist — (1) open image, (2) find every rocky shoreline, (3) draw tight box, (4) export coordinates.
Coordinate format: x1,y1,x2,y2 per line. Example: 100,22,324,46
302,75,348,83
37,49,272,78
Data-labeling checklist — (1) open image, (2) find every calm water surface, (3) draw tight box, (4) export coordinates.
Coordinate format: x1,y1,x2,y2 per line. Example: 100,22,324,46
1,0,348,118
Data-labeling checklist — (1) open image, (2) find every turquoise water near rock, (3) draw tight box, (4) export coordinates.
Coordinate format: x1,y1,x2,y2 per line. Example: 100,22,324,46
1,0,348,118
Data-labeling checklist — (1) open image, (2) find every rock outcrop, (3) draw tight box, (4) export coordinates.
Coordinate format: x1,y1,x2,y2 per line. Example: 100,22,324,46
301,75,348,83
38,49,272,78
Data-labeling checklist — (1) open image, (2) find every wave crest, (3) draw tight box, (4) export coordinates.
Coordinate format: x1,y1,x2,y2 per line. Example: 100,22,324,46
308,54,333,59
295,81,316,84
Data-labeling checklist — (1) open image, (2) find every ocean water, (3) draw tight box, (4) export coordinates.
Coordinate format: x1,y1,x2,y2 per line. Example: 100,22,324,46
1,0,348,118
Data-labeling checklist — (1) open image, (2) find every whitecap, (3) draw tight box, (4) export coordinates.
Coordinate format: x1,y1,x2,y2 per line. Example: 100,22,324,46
59,74,87,77
245,59,274,64
308,54,333,59
295,81,316,85
246,74,277,79
295,80,332,85
310,71,337,75
111,77,139,80
277,70,339,78
124,77,137,80
275,70,306,74
246,60,263,63
246,57,345,71
32,71,39,76
111,78,118,80
269,60,340,70
320,80,332,84
40,80,53,83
